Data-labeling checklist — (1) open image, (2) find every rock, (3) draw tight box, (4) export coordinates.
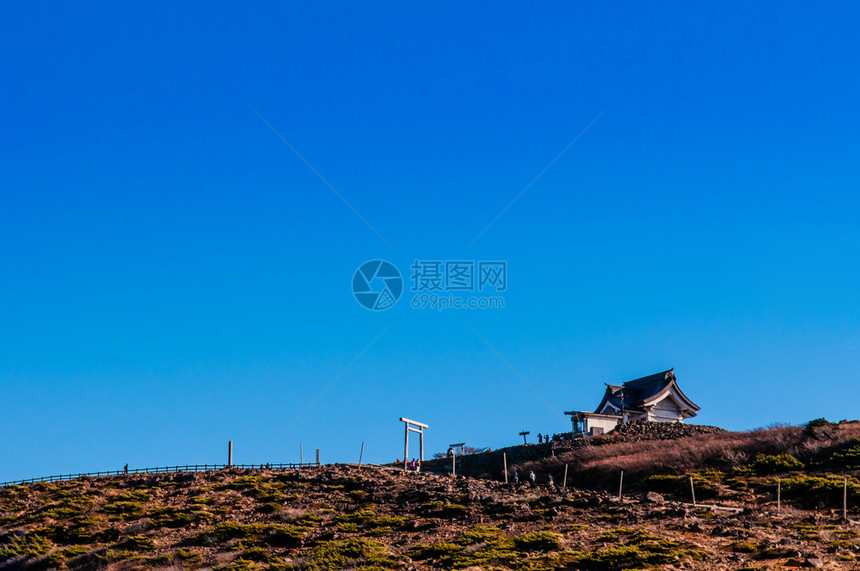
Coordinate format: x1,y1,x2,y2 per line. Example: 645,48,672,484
645,492,665,503
803,556,823,568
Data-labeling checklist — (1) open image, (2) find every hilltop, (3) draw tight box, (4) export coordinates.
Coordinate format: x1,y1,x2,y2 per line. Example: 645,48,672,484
1,420,860,570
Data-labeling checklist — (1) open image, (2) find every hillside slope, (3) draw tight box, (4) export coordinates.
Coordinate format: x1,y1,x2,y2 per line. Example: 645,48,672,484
2,421,860,570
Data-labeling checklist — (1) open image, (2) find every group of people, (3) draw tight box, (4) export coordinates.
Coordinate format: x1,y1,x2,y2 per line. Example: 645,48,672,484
535,433,553,444
511,470,555,487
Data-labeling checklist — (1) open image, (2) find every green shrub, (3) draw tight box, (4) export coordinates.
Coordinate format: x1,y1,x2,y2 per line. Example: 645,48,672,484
122,535,155,550
214,522,262,539
0,533,54,558
406,542,463,560
336,522,358,533
515,531,562,551
805,418,838,439
574,544,673,569
102,500,146,518
371,515,406,527
297,537,396,570
830,439,860,469
729,541,760,553
176,548,203,563
807,418,837,431
214,559,259,571
458,526,503,544
750,453,804,475
574,528,704,569
263,524,307,548
335,507,375,525
258,502,282,515
778,475,860,508
242,546,269,561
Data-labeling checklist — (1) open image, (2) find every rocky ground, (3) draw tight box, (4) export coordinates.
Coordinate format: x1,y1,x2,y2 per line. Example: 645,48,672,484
2,421,859,570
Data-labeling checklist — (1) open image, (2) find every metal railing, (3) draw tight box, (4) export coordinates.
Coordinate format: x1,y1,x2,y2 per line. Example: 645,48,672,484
1,462,317,488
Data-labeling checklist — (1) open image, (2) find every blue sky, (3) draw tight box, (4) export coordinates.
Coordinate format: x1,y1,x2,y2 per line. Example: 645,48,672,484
2,2,859,481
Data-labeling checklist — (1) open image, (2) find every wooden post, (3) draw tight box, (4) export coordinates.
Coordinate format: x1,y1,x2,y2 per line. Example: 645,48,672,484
300,444,304,465
618,470,624,500
563,464,569,491
316,449,320,466
358,442,365,469
689,476,696,507
452,449,456,477
503,453,508,484
844,477,848,522
777,479,781,515
404,427,409,471
228,441,233,467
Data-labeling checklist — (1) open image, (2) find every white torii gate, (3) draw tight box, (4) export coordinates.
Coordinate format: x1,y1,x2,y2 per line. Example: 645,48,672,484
400,417,428,471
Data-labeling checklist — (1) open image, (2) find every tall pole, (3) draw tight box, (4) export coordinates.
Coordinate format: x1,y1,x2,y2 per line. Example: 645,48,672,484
300,444,303,465
452,449,456,477
844,477,848,522
777,479,781,515
690,476,696,507
618,470,624,500
404,426,409,471
503,453,508,484
228,441,233,467
358,442,365,469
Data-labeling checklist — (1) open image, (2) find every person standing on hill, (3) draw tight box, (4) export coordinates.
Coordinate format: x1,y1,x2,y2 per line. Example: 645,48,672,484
528,470,536,485
513,471,519,485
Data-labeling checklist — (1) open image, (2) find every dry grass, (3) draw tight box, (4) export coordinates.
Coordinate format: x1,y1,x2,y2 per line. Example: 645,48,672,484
532,422,860,490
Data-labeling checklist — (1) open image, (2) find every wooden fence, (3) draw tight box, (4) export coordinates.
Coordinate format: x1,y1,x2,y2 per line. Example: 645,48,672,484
1,462,315,487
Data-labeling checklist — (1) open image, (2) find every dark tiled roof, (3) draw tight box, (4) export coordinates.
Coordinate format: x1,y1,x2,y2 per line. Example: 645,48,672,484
594,369,699,414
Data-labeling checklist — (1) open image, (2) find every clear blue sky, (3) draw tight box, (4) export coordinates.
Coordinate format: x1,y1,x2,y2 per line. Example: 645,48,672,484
2,2,859,481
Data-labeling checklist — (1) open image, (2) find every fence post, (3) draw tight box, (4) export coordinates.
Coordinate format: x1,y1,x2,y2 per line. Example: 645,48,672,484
300,444,303,465
777,479,781,515
689,476,696,507
358,442,365,469
503,453,508,484
228,441,233,467
563,464,569,491
316,449,320,466
452,450,456,477
618,470,624,500
844,477,848,522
